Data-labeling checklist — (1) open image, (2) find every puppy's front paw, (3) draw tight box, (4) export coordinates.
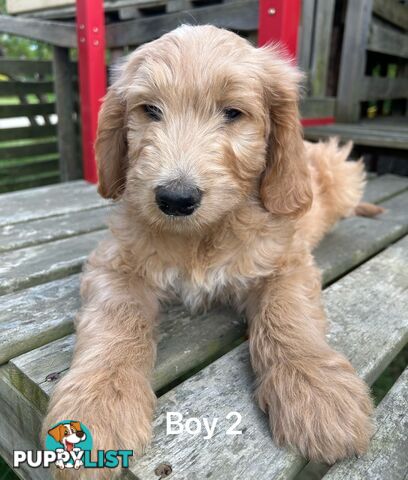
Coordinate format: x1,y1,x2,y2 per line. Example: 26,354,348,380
43,367,156,479
258,357,374,464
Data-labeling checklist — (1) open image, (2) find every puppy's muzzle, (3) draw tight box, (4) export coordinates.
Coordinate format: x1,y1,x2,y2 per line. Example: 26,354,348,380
155,183,202,216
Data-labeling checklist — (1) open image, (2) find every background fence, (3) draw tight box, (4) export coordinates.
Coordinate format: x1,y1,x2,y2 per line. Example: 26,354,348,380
0,0,407,192
0,59,60,192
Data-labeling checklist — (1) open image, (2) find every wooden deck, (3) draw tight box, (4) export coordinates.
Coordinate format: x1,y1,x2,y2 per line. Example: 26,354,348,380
305,117,408,150
0,175,408,479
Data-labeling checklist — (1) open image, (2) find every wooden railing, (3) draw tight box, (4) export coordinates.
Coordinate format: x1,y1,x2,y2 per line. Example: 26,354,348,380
0,58,79,192
337,0,408,122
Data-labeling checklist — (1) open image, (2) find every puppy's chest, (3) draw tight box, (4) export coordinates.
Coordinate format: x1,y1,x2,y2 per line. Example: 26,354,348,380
163,262,252,312
146,245,275,312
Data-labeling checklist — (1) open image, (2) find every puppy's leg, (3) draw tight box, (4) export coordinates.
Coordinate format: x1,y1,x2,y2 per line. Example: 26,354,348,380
43,260,159,479
247,255,373,464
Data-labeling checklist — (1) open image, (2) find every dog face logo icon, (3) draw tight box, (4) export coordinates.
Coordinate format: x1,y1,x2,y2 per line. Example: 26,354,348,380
48,421,86,452
46,420,92,470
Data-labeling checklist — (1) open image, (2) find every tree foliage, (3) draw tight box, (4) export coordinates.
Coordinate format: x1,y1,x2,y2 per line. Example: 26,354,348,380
0,0,52,59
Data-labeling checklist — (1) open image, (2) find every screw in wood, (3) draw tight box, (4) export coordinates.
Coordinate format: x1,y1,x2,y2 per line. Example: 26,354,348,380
154,463,173,478
45,372,60,382
268,7,276,15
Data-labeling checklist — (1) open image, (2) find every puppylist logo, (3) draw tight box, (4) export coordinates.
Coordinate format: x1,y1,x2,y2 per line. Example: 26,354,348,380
13,420,133,471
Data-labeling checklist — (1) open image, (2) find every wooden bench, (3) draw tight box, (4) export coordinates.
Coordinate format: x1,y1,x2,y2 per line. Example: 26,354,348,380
0,174,407,479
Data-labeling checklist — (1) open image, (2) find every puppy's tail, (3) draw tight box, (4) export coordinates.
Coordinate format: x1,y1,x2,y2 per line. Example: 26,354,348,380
307,137,366,223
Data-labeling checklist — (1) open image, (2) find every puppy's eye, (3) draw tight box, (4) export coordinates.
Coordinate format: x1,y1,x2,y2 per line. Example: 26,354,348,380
223,108,242,123
143,104,162,121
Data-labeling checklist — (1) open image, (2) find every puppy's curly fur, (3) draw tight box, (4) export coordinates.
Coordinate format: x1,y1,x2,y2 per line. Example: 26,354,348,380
44,25,378,478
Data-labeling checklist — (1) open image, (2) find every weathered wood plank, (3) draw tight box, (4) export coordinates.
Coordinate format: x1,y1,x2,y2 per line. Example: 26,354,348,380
127,234,408,479
307,125,408,139
0,275,80,366
0,367,51,480
368,19,408,58
53,46,79,181
324,368,408,480
0,58,52,77
362,174,408,203
0,81,54,96
0,124,56,142
0,141,57,161
106,0,258,48
0,180,106,227
298,0,315,73
0,157,58,179
9,0,226,15
0,102,55,119
304,123,408,150
309,0,335,97
0,14,76,48
0,230,106,295
0,206,109,253
359,76,408,101
317,190,408,284
7,0,74,14
7,188,408,413
301,97,336,119
0,172,60,194
336,0,373,122
373,0,408,31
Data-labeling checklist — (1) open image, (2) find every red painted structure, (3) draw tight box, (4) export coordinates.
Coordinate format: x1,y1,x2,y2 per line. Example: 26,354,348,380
75,0,333,183
258,0,301,57
76,0,106,183
258,0,335,127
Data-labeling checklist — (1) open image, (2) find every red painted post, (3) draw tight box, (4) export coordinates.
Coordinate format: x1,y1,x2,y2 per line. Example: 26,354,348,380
76,0,107,184
258,0,301,57
258,0,334,126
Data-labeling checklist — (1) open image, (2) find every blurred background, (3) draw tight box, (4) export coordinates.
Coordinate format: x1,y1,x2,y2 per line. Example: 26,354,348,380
0,0,406,194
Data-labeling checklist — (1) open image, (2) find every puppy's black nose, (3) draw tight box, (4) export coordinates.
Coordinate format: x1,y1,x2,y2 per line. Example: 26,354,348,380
76,431,85,439
155,184,202,216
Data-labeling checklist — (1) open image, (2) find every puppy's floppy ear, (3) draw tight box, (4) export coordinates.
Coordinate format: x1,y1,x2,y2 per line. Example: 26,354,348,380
96,45,149,199
48,424,65,443
258,46,312,218
96,86,127,199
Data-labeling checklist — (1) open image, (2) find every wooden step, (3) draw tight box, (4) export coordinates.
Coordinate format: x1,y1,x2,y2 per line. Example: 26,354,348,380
305,121,408,150
324,367,408,480
7,189,408,414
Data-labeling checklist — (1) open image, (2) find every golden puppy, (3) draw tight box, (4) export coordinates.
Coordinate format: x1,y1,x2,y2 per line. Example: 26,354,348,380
44,25,378,477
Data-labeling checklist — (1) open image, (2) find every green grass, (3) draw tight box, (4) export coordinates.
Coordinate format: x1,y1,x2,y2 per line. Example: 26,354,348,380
372,344,408,404
0,456,18,480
